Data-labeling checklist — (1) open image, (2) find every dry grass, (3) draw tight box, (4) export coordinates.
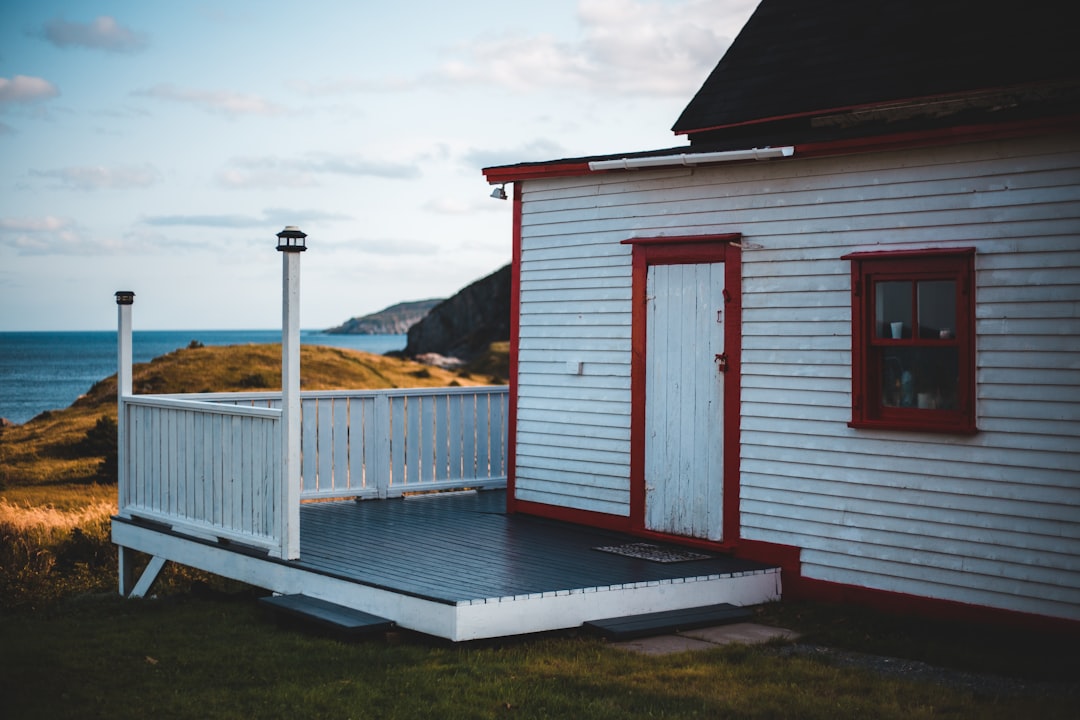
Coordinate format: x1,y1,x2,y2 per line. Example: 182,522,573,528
0,497,117,609
0,343,495,489
0,497,116,534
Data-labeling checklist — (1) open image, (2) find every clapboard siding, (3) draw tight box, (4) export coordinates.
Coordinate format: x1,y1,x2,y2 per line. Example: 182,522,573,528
516,190,634,513
514,130,1080,619
731,131,1080,620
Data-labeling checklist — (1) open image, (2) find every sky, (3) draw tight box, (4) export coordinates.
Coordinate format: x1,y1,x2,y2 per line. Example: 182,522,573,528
0,0,760,331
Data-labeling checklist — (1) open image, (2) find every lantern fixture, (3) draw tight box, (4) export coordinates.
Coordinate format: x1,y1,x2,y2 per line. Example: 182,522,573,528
276,225,308,252
115,290,135,305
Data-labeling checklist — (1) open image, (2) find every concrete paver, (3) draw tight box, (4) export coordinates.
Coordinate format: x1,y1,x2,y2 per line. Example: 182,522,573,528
682,622,799,645
610,634,720,655
611,622,799,655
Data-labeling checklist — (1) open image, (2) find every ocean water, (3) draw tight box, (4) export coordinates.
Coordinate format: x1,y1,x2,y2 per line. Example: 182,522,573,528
0,330,406,425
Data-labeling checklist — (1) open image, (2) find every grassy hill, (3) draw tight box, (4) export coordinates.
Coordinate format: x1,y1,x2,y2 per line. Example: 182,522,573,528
0,342,495,502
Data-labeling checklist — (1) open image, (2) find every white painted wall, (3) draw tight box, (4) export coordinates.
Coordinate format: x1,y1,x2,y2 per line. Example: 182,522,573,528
515,131,1080,620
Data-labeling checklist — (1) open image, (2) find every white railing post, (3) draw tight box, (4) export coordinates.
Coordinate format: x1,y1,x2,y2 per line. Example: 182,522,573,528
114,290,135,595
115,291,134,508
277,226,306,560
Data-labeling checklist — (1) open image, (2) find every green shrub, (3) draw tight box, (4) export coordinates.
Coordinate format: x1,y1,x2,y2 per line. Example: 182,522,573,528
78,416,118,484
238,373,270,388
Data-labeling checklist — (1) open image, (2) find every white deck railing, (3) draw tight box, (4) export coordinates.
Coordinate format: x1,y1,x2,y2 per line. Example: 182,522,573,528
119,396,284,551
117,386,509,557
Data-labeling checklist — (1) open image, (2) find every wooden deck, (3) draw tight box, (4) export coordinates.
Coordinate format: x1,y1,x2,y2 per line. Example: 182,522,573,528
113,490,781,641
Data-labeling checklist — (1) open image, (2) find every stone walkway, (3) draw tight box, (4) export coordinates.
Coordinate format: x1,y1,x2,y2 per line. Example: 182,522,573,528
610,622,798,655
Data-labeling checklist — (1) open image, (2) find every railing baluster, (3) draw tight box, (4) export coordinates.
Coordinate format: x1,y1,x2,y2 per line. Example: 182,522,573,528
315,399,331,493
299,398,315,493
349,397,367,498
332,398,348,493
374,394,391,499
390,395,406,493
117,387,507,555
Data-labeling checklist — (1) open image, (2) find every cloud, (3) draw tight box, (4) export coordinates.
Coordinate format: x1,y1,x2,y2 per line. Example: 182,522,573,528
134,84,284,117
262,208,353,225
285,76,418,97
423,197,507,215
0,216,172,255
39,16,148,53
216,153,421,189
0,75,60,105
463,138,567,169
355,237,443,257
0,216,87,255
30,164,160,191
143,214,263,229
142,208,351,229
437,0,754,96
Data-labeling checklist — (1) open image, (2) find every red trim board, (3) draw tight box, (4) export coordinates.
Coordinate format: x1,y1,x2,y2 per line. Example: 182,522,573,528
505,183,523,514
623,235,743,543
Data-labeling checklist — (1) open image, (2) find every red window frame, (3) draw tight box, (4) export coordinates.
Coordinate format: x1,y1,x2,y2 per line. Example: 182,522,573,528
844,248,977,434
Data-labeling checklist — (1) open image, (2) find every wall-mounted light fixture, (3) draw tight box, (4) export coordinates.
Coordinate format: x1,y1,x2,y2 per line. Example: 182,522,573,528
490,184,507,200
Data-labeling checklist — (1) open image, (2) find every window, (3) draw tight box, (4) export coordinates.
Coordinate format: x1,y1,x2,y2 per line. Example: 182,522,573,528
845,248,976,434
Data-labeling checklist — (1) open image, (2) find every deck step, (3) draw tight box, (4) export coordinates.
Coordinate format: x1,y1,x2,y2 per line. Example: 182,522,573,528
259,594,393,636
585,603,753,641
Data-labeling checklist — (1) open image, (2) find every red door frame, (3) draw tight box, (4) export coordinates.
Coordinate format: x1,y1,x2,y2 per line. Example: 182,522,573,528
623,234,743,549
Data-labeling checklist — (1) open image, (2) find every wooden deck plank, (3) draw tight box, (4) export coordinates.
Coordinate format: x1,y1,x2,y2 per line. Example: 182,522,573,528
295,491,774,604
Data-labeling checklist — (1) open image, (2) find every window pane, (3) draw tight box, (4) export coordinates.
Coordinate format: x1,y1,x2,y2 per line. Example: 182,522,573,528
875,281,911,339
878,347,960,410
918,280,956,339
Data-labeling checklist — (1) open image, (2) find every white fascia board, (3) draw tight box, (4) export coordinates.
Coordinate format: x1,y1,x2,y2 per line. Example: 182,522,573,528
588,146,795,172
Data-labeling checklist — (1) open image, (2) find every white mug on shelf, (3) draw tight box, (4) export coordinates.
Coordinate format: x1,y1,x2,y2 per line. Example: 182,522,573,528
890,322,903,339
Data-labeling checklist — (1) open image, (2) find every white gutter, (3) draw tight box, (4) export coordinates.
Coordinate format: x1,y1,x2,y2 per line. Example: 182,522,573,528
588,145,794,171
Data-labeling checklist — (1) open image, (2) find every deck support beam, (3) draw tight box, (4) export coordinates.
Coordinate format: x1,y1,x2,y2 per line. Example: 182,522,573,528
118,546,167,598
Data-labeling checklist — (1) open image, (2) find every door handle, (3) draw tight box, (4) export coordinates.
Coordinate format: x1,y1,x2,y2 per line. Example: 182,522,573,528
715,353,729,373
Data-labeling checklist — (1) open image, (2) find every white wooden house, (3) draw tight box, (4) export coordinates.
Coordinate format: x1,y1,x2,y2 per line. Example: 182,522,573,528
483,0,1080,627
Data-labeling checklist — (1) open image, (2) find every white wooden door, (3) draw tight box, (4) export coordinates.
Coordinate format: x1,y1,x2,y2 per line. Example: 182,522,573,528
644,262,726,540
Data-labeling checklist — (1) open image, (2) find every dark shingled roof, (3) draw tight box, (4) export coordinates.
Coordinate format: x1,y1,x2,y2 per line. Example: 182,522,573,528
673,0,1080,143
483,0,1080,178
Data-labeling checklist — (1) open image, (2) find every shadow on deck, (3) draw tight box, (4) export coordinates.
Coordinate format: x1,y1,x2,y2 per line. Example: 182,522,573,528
113,490,780,641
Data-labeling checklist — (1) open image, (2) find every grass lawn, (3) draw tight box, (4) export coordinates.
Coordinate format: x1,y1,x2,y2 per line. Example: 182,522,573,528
1,590,1076,720
1,342,1075,718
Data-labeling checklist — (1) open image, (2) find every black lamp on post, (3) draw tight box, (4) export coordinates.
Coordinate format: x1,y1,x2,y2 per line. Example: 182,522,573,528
276,225,308,252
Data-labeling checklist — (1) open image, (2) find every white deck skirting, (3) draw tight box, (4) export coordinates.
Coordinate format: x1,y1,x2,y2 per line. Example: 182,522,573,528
451,571,780,641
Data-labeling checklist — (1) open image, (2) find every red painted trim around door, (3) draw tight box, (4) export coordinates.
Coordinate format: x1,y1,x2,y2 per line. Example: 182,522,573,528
625,235,743,543
505,183,522,514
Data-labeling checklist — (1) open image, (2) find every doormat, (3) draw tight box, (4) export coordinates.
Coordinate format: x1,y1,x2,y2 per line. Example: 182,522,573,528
593,543,711,563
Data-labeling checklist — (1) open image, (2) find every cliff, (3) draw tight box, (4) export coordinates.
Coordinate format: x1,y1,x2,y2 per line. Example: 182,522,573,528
325,298,443,335
404,264,511,365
